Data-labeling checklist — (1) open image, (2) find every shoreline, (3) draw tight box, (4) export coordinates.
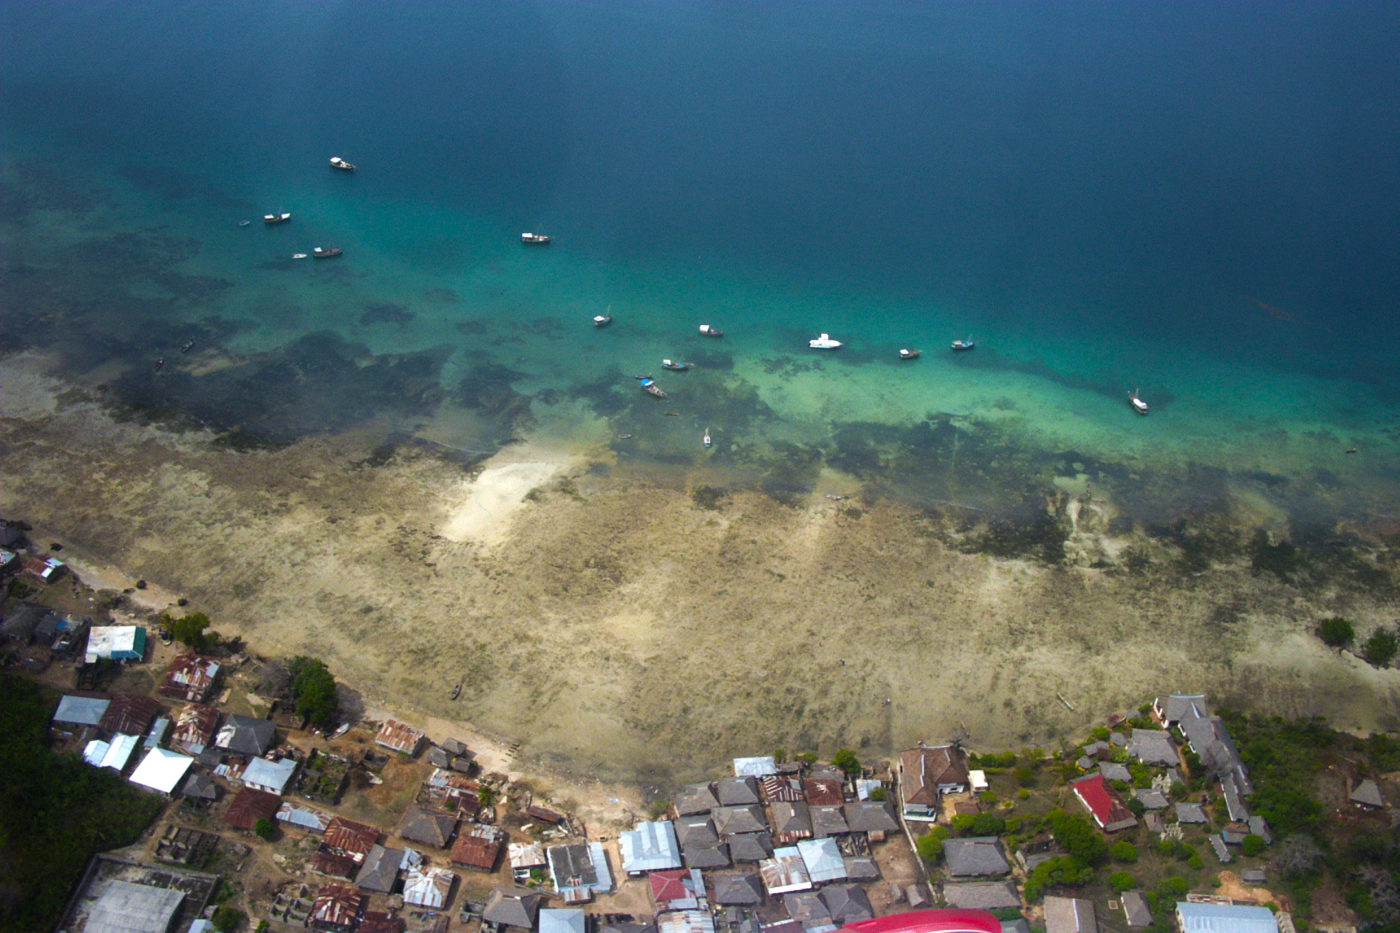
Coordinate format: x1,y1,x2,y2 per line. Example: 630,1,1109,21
3,353,1399,794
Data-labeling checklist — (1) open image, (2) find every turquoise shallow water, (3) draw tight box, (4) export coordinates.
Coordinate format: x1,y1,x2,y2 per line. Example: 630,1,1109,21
3,1,1400,529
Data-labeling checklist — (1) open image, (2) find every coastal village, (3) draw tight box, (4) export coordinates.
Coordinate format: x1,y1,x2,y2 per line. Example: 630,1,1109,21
1,515,1396,933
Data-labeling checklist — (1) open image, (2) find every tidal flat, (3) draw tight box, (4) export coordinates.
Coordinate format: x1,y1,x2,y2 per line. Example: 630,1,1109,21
2,352,1397,795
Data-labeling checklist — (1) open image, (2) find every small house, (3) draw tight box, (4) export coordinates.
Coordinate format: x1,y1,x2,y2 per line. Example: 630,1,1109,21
649,868,702,910
482,886,544,930
99,694,161,737
941,881,1020,911
1044,896,1097,933
1176,902,1277,933
819,884,874,925
159,654,221,703
225,787,281,831
309,884,364,933
620,819,682,874
84,625,145,663
172,704,220,755
402,865,454,910
547,841,612,903
944,837,1011,877
128,747,194,795
1122,890,1151,927
215,714,277,757
710,872,765,907
759,847,812,895
399,807,458,849
354,844,404,894
899,744,969,820
23,555,65,583
451,823,505,873
541,908,588,933
795,837,845,884
374,718,425,757
674,782,720,816
1351,779,1385,810
243,756,299,795
1071,773,1137,832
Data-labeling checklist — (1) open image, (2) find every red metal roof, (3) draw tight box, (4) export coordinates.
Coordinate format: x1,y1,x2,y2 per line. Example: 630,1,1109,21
1071,773,1135,829
649,869,692,904
172,703,220,751
323,817,379,859
840,909,1003,933
450,824,503,871
225,787,281,830
159,654,220,702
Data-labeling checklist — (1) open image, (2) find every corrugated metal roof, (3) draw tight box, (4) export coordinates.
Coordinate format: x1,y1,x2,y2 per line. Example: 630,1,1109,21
374,718,425,755
54,694,110,726
759,847,812,894
796,838,845,884
278,802,333,832
620,820,682,874
403,866,454,909
1176,903,1277,933
85,880,184,933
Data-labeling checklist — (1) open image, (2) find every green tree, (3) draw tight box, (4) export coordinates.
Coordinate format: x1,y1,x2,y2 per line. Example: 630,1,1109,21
254,819,276,840
833,748,861,776
1361,628,1398,667
1111,841,1139,863
1108,871,1138,892
478,786,498,807
1315,617,1355,649
288,656,339,730
170,612,212,651
1241,834,1266,858
916,826,949,863
212,905,244,933
869,786,888,801
1046,809,1108,865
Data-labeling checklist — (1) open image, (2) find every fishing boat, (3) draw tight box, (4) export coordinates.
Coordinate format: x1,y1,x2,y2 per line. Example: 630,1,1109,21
638,377,667,399
521,231,551,245
703,427,712,448
312,246,342,259
263,211,291,225
1130,389,1149,415
898,348,921,360
698,324,724,337
181,340,196,353
951,336,975,351
291,252,309,260
661,359,689,371
592,310,613,327
809,333,843,350
450,682,462,700
329,156,355,171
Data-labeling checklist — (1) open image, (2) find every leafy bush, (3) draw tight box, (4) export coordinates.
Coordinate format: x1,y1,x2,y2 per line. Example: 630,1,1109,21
1111,841,1139,863
170,611,213,651
1014,766,1036,787
1024,855,1096,901
212,905,244,933
1109,871,1138,892
1046,809,1108,865
1361,628,1398,668
1242,834,1267,857
916,826,949,863
833,748,861,776
1315,617,1355,649
1188,854,1204,870
253,819,276,840
870,786,888,801
1160,876,1190,897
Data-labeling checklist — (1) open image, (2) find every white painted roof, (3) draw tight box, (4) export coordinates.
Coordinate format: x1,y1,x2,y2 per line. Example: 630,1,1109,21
130,747,195,793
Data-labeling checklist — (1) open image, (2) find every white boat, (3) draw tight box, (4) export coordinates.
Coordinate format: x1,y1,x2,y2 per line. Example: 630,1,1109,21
703,427,712,449
808,332,843,350
521,231,551,245
592,312,613,327
661,359,689,371
263,211,291,225
699,323,724,337
291,252,309,260
951,335,975,351
329,156,356,171
1130,389,1149,415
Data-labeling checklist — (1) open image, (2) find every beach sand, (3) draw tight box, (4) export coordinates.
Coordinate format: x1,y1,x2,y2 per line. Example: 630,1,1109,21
3,350,1398,796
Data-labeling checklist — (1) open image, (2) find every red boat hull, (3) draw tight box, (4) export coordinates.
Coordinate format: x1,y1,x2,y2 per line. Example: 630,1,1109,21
839,909,1002,933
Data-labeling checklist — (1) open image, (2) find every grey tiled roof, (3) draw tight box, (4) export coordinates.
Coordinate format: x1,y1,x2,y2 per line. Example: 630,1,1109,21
944,837,1010,877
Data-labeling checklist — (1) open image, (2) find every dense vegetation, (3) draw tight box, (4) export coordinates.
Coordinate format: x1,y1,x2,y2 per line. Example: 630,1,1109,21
288,656,339,730
0,674,162,933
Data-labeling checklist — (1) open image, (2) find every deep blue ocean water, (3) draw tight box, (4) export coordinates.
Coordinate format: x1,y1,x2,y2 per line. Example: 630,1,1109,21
4,1,1400,526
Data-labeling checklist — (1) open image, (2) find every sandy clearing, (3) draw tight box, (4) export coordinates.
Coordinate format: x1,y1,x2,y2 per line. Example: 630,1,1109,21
439,449,577,546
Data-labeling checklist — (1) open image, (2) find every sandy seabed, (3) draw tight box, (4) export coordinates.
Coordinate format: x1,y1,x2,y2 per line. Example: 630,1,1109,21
2,351,1397,795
